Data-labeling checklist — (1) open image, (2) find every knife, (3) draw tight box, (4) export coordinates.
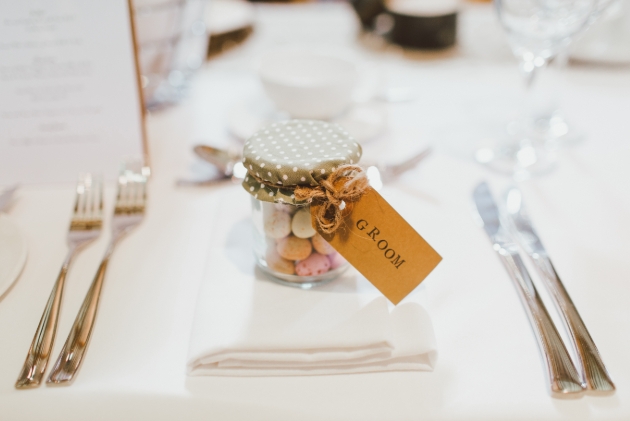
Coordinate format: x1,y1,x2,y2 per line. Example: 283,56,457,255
0,184,18,212
504,186,615,393
473,182,584,396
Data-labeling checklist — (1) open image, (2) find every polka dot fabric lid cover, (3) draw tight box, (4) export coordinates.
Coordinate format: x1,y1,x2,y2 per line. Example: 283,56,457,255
242,120,362,204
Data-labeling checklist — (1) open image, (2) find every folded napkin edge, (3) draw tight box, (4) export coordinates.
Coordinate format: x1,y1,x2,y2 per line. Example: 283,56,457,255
188,352,437,377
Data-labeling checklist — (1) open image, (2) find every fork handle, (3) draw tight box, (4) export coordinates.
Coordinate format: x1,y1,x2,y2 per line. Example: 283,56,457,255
15,252,74,389
498,249,585,396
531,253,615,393
46,251,111,385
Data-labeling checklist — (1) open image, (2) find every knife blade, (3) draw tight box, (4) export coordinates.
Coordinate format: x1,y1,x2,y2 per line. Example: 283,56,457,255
0,184,18,212
473,182,584,396
505,186,615,393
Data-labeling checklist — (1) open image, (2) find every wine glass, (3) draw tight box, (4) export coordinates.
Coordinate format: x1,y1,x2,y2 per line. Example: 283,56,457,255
526,0,621,147
477,0,596,178
133,0,209,110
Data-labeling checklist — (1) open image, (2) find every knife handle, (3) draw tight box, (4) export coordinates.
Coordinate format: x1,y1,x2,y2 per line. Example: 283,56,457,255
498,249,585,396
530,253,615,393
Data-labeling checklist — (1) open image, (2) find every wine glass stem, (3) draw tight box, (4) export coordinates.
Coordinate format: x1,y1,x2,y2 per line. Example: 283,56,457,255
518,58,541,142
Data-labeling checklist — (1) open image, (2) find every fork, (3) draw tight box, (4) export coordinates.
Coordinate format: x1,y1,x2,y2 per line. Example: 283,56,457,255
16,175,103,389
47,165,147,385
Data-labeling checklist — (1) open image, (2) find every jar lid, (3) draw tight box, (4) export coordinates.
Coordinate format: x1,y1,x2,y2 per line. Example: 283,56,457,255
242,120,363,204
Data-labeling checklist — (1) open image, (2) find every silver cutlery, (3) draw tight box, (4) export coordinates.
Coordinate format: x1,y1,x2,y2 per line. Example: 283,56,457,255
473,182,584,396
0,184,19,212
375,147,432,183
47,164,147,385
176,175,235,187
16,175,103,389
178,144,433,186
193,144,241,177
505,186,615,393
175,144,243,186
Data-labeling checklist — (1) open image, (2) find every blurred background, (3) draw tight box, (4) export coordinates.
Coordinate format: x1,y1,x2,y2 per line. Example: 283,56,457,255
132,0,629,183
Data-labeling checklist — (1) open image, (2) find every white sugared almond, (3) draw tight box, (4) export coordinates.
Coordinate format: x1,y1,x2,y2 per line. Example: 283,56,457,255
264,210,292,239
291,208,316,238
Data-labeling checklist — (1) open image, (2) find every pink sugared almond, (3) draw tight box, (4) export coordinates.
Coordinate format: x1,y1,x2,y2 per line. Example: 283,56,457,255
296,253,331,276
327,252,347,270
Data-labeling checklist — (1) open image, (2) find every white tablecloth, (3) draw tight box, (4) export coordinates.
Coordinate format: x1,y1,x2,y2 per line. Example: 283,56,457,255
1,3,629,420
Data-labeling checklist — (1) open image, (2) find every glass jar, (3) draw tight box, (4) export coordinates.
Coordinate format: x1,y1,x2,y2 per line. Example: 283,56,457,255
241,119,362,288
251,198,349,288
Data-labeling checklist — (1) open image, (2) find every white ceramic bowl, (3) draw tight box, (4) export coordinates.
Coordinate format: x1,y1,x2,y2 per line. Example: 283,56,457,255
259,50,358,119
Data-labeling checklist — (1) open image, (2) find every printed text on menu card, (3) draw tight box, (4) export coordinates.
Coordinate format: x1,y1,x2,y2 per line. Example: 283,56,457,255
0,0,145,184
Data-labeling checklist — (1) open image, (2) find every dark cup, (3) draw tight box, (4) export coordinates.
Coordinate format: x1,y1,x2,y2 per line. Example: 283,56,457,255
387,10,457,50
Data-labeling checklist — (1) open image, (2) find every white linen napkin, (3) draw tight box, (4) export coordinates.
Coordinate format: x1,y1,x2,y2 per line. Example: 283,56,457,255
187,189,437,376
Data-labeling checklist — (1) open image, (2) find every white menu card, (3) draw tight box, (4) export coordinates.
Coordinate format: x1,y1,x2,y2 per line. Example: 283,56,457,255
0,0,147,185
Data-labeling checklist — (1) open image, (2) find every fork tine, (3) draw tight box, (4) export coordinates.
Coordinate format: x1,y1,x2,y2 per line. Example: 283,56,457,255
136,181,144,210
125,179,134,210
95,177,103,218
91,177,103,219
116,176,130,211
83,175,93,220
89,178,95,219
86,176,93,219
116,174,125,207
87,176,96,220
75,175,90,219
73,178,82,216
74,183,82,215
139,179,147,208
129,179,138,210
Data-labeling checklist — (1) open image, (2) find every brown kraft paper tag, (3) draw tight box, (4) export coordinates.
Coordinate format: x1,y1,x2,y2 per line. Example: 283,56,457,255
311,187,442,305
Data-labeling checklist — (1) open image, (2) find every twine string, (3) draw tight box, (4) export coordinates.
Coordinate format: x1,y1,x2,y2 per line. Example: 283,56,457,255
250,164,369,234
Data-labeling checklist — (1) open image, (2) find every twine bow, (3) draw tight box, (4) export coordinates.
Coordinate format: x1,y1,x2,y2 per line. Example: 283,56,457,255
294,165,368,234
251,164,369,234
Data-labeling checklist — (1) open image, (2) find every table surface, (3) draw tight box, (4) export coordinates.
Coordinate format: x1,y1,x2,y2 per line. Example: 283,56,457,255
1,3,630,420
